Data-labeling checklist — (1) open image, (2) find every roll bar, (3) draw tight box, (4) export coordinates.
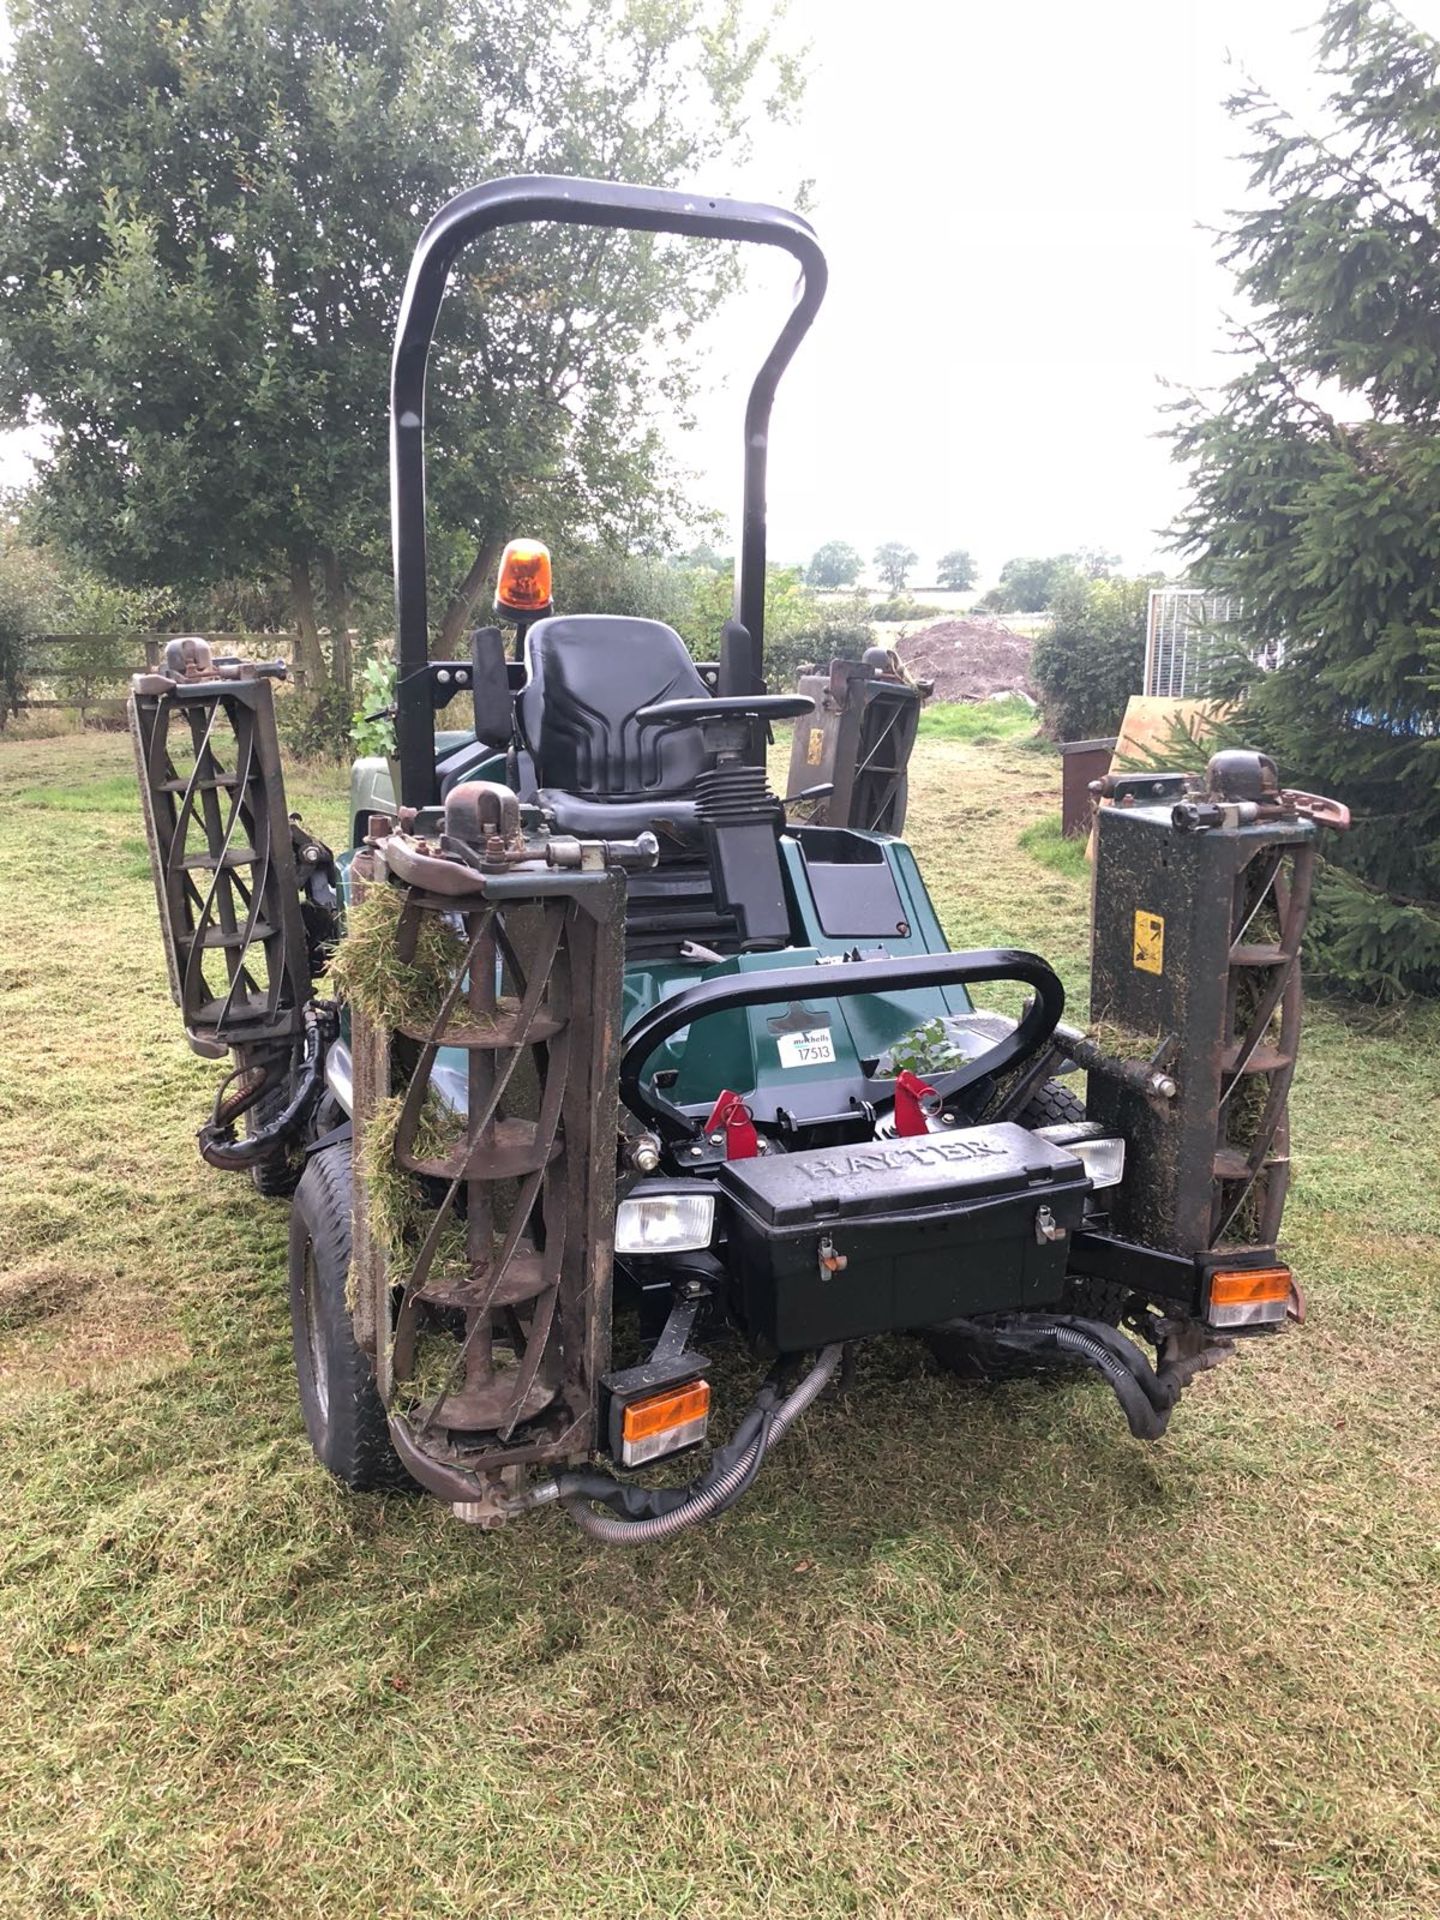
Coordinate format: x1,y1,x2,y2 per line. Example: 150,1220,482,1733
390,174,828,807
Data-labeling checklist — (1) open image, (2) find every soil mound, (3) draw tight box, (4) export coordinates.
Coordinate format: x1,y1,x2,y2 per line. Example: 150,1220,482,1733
894,618,1036,702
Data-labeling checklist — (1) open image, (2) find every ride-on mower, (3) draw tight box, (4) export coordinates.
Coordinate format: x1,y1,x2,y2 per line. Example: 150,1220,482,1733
129,177,1348,1542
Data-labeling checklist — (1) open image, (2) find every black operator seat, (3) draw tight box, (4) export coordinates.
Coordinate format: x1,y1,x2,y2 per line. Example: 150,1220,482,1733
516,611,814,949
515,614,713,852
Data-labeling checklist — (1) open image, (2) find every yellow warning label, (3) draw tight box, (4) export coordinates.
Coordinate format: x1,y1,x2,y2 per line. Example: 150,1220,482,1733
806,727,825,766
1133,910,1165,975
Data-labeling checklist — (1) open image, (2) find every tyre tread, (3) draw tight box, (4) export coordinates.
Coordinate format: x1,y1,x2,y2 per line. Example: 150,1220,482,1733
289,1145,410,1492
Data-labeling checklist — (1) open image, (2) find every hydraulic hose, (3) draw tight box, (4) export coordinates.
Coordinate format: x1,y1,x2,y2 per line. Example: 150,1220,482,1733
557,1343,843,1545
938,1313,1174,1441
198,1008,327,1171
1046,1322,1170,1440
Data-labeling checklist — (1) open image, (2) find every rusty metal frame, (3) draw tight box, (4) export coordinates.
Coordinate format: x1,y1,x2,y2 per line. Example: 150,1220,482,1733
1087,799,1322,1263
348,845,626,1504
129,671,312,1048
787,660,926,835
1210,839,1317,1247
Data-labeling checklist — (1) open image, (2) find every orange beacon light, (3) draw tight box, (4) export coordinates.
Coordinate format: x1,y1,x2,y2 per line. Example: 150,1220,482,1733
494,538,553,615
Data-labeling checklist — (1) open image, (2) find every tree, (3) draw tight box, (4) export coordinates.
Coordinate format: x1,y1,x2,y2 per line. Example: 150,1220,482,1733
988,554,1079,613
44,571,172,723
806,540,862,589
1170,0,1440,999
1031,573,1153,741
873,542,918,593
0,0,802,692
0,516,57,724
0,506,167,725
936,548,977,591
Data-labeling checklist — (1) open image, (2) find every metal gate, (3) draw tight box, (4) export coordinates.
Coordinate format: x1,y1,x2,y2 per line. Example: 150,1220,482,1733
1144,589,1241,700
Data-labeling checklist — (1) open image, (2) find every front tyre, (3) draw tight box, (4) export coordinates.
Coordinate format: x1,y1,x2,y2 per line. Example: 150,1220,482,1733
288,1143,410,1492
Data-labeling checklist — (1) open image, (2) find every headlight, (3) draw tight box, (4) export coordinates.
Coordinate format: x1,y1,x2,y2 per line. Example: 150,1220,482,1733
1034,1122,1126,1189
1070,1136,1125,1189
615,1189,716,1255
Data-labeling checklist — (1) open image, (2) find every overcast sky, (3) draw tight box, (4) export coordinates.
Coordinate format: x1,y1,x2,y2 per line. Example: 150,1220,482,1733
687,0,1440,583
5,0,1438,587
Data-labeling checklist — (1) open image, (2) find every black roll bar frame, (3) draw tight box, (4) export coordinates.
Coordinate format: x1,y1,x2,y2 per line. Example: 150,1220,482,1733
390,174,828,807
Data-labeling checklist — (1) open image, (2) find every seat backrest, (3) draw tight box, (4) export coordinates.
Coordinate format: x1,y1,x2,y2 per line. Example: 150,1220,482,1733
516,614,712,798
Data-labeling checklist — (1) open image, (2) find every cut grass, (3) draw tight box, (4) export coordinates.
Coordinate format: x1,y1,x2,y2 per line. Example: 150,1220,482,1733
917,695,1041,746
2,730,1439,1918
1018,809,1091,882
326,880,467,1031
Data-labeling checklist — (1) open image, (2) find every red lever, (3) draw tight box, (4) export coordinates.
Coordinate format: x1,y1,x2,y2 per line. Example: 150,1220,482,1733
702,1089,758,1159
893,1068,936,1137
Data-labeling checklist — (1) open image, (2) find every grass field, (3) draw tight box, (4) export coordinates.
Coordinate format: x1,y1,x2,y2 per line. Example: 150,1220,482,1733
2,719,1438,1919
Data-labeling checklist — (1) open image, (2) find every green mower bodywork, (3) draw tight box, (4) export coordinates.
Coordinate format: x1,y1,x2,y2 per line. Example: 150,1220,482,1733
349,745,979,1138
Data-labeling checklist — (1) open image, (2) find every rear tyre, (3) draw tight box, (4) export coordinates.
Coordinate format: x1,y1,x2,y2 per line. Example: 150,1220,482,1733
288,1143,410,1492
923,1077,1129,1379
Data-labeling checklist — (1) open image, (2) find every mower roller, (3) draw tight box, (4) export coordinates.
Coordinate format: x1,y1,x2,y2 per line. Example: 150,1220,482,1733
130,176,1348,1541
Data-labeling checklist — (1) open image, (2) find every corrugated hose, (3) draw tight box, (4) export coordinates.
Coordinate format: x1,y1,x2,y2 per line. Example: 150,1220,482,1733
555,1344,843,1545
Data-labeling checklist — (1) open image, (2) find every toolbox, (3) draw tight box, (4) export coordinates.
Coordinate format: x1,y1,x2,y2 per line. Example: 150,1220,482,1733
719,1123,1091,1350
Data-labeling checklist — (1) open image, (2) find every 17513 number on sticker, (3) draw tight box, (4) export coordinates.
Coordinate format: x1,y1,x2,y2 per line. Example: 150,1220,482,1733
776,1027,836,1069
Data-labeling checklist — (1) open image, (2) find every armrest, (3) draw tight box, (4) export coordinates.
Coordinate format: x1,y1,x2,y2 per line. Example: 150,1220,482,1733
635,693,814,726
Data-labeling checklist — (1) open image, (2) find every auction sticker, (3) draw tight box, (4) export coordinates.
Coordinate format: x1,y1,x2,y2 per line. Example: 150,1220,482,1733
777,1026,836,1068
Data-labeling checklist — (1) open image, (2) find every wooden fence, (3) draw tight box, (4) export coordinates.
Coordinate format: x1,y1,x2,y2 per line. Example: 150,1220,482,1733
16,632,304,719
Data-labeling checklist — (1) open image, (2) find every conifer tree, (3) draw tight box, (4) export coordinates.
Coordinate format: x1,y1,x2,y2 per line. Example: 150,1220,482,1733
1172,0,1440,998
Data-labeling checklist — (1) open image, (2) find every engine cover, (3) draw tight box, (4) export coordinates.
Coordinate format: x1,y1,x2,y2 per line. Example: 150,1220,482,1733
718,1123,1090,1351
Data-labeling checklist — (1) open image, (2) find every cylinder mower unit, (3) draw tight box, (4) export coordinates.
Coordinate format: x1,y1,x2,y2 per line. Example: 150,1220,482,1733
786,649,930,834
126,173,1352,1546
129,637,339,1180
1075,752,1349,1332
344,783,640,1512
